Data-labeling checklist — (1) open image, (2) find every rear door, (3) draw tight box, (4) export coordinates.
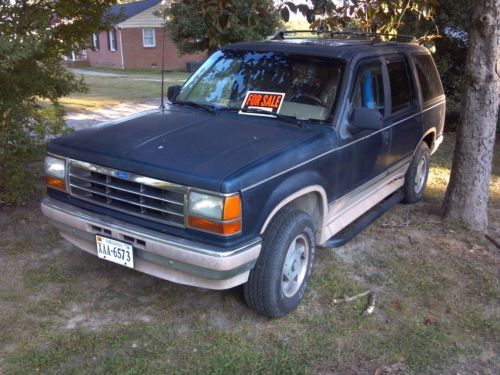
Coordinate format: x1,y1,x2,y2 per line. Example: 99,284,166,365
384,54,422,165
412,53,446,138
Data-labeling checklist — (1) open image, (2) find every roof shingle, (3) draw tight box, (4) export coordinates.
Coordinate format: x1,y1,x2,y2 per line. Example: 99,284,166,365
106,0,162,24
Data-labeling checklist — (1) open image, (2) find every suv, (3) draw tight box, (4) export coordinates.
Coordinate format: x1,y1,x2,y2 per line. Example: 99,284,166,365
42,32,445,318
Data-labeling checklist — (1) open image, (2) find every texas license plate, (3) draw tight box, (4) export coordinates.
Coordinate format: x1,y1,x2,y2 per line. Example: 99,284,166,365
96,235,134,269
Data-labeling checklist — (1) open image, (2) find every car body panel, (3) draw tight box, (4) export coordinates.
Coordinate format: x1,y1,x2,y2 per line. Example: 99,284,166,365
48,107,326,192
43,38,446,289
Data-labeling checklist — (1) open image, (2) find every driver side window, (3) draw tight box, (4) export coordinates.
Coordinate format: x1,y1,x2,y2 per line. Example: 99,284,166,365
352,62,385,115
340,60,385,139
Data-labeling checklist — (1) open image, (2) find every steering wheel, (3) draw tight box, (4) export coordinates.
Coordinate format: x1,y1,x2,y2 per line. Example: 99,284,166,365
297,93,325,107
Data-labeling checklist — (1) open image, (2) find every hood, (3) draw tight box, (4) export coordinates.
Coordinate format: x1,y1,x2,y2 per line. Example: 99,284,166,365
49,106,327,192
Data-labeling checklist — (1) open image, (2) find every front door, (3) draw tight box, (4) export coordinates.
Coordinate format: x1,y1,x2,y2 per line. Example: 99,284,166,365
335,58,392,198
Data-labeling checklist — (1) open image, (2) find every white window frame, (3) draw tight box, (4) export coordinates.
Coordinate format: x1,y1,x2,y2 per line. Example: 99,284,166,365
143,28,156,48
109,30,117,52
92,32,99,50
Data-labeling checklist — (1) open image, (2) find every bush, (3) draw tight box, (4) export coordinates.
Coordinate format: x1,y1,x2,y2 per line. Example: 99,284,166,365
0,105,69,205
163,0,280,54
0,0,114,206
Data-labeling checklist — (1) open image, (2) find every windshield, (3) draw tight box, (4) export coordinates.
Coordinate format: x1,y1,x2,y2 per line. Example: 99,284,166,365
175,50,345,122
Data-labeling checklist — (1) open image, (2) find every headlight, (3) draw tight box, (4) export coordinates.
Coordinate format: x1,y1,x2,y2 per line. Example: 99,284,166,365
187,191,242,236
188,192,224,220
44,155,66,191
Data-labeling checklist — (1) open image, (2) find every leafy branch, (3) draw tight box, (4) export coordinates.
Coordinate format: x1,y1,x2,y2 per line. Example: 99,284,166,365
278,0,440,41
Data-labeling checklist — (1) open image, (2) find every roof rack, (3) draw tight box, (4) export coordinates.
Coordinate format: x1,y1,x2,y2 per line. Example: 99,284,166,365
272,30,417,43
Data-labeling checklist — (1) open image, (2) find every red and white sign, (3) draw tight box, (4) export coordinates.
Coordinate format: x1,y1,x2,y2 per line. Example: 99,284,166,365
240,91,285,116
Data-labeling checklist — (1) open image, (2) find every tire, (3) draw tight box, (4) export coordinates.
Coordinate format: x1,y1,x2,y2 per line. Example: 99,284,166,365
402,142,431,204
243,207,316,318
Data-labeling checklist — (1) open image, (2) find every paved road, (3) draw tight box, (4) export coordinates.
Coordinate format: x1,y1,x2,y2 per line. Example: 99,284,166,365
70,68,124,77
66,100,159,130
69,68,161,82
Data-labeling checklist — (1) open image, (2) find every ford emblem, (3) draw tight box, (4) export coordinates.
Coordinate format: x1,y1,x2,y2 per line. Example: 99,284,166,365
115,170,129,180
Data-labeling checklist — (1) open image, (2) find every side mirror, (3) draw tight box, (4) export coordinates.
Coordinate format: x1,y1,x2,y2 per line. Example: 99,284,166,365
167,85,181,101
350,107,383,131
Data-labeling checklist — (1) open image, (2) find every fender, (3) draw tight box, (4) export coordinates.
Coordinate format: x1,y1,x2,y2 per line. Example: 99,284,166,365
413,127,436,159
257,170,328,238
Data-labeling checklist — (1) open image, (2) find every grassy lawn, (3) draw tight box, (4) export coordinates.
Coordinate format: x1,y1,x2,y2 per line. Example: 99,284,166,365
75,66,174,76
0,136,498,374
54,70,190,113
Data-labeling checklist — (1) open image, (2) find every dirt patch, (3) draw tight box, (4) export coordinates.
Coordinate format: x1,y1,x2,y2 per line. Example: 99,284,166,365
1,137,499,374
444,350,500,375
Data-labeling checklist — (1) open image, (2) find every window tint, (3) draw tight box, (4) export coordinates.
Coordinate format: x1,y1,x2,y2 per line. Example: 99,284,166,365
387,59,413,113
414,54,444,102
352,62,385,114
176,51,345,121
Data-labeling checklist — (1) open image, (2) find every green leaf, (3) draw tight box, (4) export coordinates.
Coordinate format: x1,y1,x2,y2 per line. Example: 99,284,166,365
280,7,290,23
218,14,230,30
297,4,310,16
306,9,316,24
284,2,297,13
203,11,213,28
248,13,257,27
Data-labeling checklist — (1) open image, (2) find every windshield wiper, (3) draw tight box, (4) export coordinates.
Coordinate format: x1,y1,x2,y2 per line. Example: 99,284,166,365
172,100,215,115
216,107,304,126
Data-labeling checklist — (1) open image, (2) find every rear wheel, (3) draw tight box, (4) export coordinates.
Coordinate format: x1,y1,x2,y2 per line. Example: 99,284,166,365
243,207,315,318
402,142,431,204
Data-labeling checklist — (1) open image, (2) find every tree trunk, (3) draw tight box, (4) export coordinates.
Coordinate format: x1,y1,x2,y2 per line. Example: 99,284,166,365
442,0,500,232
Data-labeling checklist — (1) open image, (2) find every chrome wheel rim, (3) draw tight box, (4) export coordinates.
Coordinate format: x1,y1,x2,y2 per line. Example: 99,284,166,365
414,156,427,194
281,234,309,298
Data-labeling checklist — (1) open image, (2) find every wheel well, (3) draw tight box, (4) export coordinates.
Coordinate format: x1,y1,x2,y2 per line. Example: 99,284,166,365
422,132,435,150
284,192,323,234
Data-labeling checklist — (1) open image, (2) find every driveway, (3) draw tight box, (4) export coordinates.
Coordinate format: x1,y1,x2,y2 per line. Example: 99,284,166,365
65,100,158,130
70,68,162,82
70,68,125,77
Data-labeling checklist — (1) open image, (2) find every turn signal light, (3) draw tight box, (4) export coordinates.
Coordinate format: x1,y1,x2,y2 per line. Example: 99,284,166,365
188,217,242,236
45,176,66,191
223,194,242,220
187,192,242,235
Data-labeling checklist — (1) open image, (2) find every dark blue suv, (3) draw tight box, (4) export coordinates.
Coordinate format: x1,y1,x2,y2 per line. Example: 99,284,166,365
42,33,445,317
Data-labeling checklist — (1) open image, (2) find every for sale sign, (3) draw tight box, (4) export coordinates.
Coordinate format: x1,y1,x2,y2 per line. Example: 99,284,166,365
240,91,285,116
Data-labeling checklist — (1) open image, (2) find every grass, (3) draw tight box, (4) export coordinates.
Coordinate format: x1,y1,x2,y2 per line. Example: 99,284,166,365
47,70,190,113
74,66,179,77
0,132,499,373
5,323,307,374
426,133,500,204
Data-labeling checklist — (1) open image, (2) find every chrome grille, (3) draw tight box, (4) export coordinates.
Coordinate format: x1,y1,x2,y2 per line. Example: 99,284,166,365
68,160,187,227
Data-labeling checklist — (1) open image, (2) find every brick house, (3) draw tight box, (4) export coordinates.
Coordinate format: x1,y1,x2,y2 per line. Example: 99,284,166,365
87,0,206,70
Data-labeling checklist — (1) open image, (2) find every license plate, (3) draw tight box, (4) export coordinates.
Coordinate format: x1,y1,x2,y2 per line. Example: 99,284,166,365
96,235,134,269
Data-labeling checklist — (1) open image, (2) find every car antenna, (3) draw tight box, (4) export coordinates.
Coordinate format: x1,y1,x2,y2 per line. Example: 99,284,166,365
160,23,166,110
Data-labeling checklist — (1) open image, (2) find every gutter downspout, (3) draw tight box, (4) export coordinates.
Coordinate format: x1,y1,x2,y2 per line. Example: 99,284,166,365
118,27,125,70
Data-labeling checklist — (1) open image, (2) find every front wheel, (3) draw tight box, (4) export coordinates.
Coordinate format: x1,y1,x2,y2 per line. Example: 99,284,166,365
243,207,316,318
402,142,431,204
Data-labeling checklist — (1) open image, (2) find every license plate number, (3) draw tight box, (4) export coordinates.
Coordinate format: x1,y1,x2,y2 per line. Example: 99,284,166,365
96,235,134,269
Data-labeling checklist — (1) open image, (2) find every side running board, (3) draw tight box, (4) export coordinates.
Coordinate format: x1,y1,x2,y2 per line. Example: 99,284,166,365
323,190,404,248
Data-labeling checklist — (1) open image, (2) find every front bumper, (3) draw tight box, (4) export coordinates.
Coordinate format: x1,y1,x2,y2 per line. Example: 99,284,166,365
41,197,261,290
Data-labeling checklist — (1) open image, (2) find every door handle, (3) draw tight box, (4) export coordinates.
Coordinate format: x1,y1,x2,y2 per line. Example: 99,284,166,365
382,129,390,146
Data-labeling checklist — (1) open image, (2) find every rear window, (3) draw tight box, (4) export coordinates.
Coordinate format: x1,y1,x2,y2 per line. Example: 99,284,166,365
387,59,413,113
414,54,444,102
